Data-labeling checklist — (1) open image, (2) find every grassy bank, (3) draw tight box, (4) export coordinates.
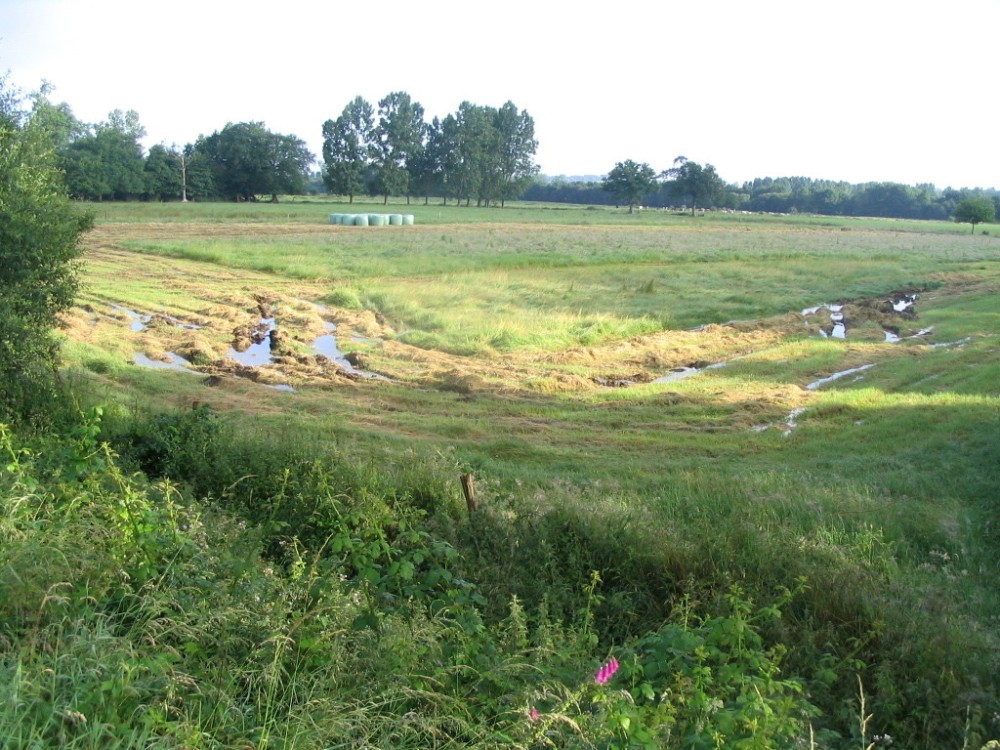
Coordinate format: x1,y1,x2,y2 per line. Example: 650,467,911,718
20,201,1000,746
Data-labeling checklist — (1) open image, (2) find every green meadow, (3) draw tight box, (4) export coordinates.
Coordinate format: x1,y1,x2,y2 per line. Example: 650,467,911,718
12,199,1000,748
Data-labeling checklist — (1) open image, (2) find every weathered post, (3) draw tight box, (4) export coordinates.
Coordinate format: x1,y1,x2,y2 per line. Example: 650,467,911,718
460,473,477,515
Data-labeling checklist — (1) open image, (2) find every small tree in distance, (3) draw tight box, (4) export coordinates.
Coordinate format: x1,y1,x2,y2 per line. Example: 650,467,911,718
602,160,658,213
661,156,726,216
952,196,995,233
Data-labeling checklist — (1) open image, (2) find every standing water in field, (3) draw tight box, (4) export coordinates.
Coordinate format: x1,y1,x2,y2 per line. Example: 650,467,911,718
229,318,277,366
805,364,874,390
312,323,386,379
134,352,196,372
650,361,728,385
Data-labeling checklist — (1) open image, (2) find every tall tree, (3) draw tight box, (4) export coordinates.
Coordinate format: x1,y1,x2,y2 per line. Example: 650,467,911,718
953,196,995,233
144,144,182,201
0,77,93,423
322,96,375,203
493,101,539,207
196,122,312,202
372,91,425,204
62,110,148,200
602,160,658,213
662,156,726,215
447,101,497,207
408,118,444,205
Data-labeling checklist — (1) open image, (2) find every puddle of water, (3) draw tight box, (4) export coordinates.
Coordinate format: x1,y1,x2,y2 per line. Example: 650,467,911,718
311,324,387,380
268,384,296,393
892,294,917,312
781,407,807,436
134,352,195,372
651,366,700,384
750,406,807,435
802,303,848,339
805,364,874,391
113,305,150,332
229,318,276,366
650,361,727,385
112,304,202,332
884,330,901,343
930,336,971,349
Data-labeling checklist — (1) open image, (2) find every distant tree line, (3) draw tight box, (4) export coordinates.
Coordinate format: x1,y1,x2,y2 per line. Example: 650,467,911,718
31,92,314,203
527,167,1000,222
28,87,538,205
18,85,997,218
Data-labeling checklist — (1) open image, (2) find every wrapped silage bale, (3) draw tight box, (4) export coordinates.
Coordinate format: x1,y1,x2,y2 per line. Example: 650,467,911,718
367,213,387,226
354,214,369,226
388,214,403,225
329,213,341,224
402,214,415,225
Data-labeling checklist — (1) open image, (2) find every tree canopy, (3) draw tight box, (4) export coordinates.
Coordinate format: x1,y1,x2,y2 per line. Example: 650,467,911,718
602,160,658,212
322,96,375,204
0,77,92,423
661,156,726,215
321,94,538,207
195,122,312,202
953,196,996,233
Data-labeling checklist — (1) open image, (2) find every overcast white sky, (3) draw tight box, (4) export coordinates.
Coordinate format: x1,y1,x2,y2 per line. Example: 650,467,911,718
1,0,997,188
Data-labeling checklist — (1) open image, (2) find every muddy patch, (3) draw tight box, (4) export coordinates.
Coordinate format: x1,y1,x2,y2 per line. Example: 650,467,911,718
229,317,277,366
592,372,653,388
111,304,203,332
801,291,921,340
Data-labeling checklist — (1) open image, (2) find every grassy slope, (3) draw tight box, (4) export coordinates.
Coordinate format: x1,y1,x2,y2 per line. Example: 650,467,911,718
51,200,1000,746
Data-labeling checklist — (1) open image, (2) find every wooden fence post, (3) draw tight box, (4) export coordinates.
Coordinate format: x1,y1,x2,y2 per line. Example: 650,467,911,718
460,473,477,515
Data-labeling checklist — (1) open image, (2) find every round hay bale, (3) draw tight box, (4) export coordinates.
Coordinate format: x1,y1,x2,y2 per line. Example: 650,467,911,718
402,214,415,225
354,214,369,226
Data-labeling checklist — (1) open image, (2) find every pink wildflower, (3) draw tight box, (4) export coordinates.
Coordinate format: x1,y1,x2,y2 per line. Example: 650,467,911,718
528,706,540,722
594,657,619,685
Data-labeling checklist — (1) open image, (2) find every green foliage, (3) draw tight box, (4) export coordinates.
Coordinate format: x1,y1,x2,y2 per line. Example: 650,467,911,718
195,121,313,202
0,79,93,425
322,95,375,202
953,196,996,232
662,155,727,214
62,110,148,200
602,159,659,212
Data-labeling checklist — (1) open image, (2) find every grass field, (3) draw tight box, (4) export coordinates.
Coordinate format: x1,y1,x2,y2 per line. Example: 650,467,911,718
53,198,1000,747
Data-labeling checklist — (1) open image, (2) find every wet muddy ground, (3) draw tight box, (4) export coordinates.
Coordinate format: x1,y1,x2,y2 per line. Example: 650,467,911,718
66,225,965,410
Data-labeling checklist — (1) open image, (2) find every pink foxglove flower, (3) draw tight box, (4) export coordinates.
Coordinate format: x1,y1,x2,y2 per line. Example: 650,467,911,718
594,657,619,685
528,706,540,722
